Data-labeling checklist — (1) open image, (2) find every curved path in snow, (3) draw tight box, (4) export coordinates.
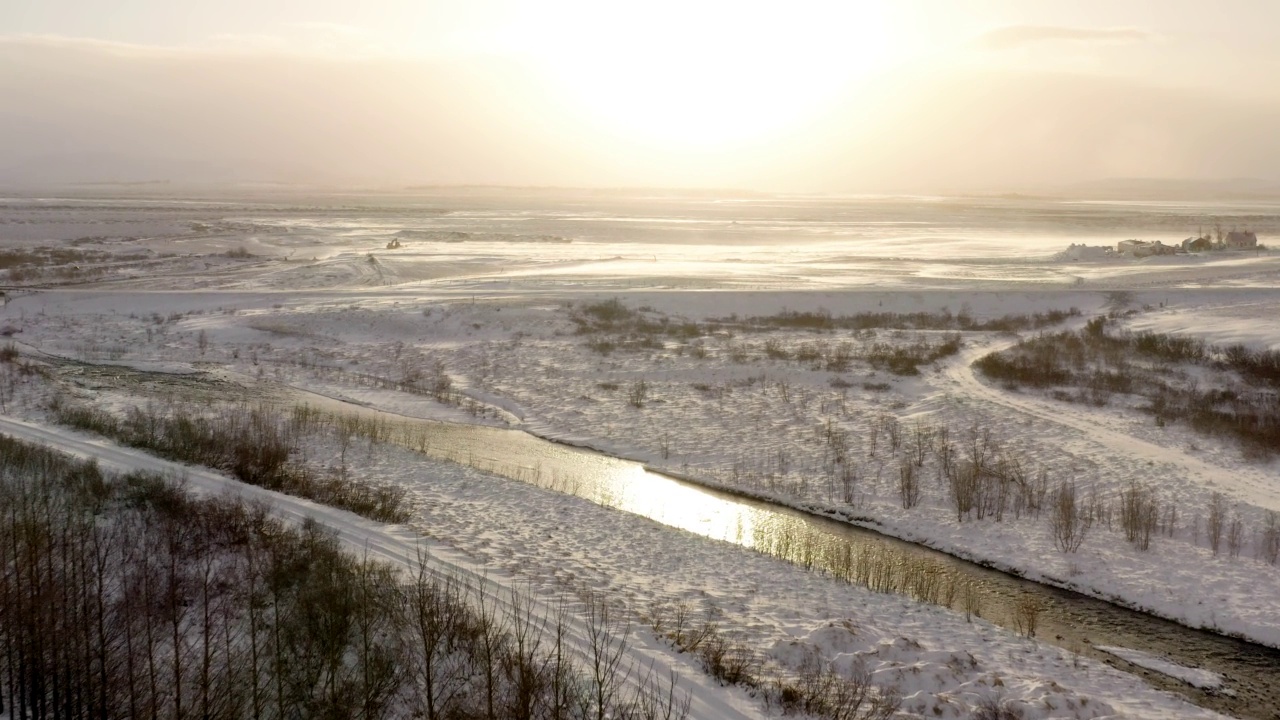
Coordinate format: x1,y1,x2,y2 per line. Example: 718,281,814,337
0,414,764,720
943,337,1280,513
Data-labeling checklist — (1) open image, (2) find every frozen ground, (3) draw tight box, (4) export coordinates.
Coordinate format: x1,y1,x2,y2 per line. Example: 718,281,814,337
17,284,1276,646
0,413,1231,720
2,192,1278,717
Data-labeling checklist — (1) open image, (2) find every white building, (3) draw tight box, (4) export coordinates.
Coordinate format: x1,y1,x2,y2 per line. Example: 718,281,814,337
1059,243,1113,261
1117,239,1177,257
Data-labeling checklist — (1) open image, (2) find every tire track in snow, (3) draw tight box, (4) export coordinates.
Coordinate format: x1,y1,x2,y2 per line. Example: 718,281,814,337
0,415,764,720
944,338,1280,513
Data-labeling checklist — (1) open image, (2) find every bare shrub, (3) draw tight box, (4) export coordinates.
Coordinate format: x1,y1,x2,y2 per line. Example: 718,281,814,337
660,602,716,654
973,691,1025,720
897,460,920,510
588,338,616,355
948,460,980,522
698,632,758,687
911,421,932,467
771,652,900,720
1119,481,1160,551
1227,515,1245,560
948,427,1002,523
880,415,901,454
1207,492,1226,555
1011,596,1045,638
628,379,649,409
1161,502,1178,538
631,668,692,720
960,581,983,622
1049,481,1091,553
1260,511,1280,565
763,338,790,360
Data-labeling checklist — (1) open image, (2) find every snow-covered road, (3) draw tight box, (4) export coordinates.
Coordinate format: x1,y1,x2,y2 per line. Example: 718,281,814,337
943,337,1280,513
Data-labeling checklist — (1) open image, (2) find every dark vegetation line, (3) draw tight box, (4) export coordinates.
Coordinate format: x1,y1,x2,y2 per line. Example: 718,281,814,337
718,307,1081,333
975,317,1280,458
573,297,1079,336
0,248,158,283
48,399,411,523
571,299,1072,375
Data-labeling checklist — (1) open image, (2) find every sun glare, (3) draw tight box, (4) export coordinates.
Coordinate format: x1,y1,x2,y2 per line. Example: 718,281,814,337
523,2,894,150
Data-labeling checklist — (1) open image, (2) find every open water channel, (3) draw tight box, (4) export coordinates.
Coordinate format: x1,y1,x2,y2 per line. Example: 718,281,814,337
47,356,1280,719
292,389,1280,720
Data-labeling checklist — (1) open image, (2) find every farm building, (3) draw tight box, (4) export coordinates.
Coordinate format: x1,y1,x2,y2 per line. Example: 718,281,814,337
1117,239,1177,257
1224,230,1258,250
1182,236,1214,252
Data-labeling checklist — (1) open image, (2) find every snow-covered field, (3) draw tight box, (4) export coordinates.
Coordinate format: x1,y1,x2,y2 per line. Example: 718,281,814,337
3,191,1279,718
0,408,1234,720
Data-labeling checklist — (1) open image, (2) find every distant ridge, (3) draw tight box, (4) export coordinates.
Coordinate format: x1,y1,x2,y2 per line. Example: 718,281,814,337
400,184,768,199
1059,177,1280,200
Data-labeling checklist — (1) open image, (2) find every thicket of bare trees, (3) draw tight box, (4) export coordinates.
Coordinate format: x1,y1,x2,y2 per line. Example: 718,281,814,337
803,396,1278,564
976,317,1280,458
0,435,689,720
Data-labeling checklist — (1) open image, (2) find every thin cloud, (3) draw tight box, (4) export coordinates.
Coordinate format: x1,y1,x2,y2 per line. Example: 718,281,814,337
0,26,397,61
978,25,1152,51
0,33,191,58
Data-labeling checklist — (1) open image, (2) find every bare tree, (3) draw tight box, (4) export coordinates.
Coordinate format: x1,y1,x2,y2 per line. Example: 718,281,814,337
582,592,632,720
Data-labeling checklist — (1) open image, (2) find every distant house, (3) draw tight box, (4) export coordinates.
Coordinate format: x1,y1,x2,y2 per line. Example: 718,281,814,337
1117,239,1178,257
1059,243,1113,261
1224,230,1258,250
1182,236,1213,253
1116,239,1143,255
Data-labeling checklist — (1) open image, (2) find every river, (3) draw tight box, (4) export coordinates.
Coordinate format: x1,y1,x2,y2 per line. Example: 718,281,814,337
292,389,1280,720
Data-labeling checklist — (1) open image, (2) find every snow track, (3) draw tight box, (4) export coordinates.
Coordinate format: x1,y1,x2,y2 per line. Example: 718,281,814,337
0,415,764,720
943,338,1280,513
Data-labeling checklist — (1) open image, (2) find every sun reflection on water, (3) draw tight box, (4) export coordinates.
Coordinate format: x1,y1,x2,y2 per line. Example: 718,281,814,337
606,465,757,547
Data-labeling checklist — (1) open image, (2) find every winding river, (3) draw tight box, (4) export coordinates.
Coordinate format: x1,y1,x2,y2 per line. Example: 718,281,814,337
41,356,1280,719
292,389,1280,720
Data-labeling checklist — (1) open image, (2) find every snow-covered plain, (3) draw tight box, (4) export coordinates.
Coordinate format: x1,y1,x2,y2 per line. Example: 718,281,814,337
3,191,1279,718
0,403,1236,720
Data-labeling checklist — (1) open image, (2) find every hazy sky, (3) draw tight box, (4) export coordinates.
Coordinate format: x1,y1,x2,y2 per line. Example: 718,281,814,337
3,1,1279,192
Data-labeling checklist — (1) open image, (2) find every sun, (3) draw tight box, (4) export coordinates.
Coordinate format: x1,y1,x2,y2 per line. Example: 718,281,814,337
522,2,895,151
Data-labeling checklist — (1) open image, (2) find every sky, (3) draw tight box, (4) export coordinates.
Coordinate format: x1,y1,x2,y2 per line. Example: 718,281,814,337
2,1,1279,193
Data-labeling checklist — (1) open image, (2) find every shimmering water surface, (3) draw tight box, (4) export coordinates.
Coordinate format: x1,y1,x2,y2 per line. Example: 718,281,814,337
294,390,1280,720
